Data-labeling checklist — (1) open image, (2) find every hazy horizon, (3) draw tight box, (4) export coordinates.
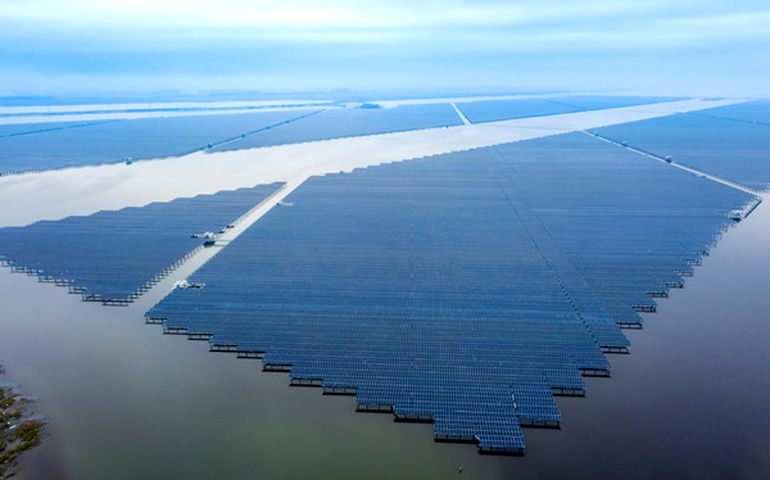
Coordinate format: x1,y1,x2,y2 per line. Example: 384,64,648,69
1,1,769,97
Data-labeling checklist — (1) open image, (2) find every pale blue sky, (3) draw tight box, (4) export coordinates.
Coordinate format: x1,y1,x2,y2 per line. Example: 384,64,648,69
1,0,769,96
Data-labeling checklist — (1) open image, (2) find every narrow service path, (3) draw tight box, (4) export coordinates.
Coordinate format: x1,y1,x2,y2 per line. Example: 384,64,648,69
450,102,472,125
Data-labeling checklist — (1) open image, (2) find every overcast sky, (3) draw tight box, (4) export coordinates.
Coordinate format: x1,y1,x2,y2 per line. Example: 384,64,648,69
1,0,769,96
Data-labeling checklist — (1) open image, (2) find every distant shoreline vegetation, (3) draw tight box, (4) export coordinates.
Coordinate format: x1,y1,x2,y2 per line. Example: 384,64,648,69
0,362,44,479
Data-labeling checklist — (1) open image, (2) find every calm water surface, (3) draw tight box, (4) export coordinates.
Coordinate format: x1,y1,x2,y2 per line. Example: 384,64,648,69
1,194,768,479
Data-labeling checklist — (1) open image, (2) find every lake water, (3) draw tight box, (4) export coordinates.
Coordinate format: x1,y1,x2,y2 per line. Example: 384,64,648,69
1,190,767,479
0,97,768,477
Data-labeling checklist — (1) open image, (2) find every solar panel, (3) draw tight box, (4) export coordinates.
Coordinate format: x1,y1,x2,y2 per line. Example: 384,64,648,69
548,95,685,111
0,183,284,304
0,110,316,175
0,112,760,453
454,96,682,124
211,104,463,151
692,99,770,126
0,120,116,139
454,98,582,124
591,105,770,191
148,130,756,452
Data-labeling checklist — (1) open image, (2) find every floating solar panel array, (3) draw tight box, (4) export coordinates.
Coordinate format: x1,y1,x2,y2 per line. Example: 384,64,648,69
454,95,683,124
148,129,757,452
148,161,610,453
0,183,284,304
211,103,462,151
0,97,687,175
454,98,583,124
0,120,116,138
0,110,317,175
546,95,684,111
591,106,770,192
481,133,755,329
692,99,770,126
1,98,761,453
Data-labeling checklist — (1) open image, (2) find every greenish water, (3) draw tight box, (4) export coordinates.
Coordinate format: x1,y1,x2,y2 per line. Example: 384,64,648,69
0,266,497,479
0,194,769,479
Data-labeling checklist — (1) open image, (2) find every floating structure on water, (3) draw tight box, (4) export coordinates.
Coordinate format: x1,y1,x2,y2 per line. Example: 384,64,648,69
0,98,766,455
0,183,285,304
0,111,318,175
0,95,689,176
454,95,683,124
591,102,770,192
210,103,463,152
453,98,583,124
689,99,770,126
147,129,758,453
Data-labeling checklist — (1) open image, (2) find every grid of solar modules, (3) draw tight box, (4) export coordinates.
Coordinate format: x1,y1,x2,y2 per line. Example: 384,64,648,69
210,103,463,152
692,99,770,126
454,95,683,124
481,133,754,328
547,95,684,111
0,100,763,453
147,131,756,452
0,120,117,138
591,103,770,192
450,98,582,124
0,183,284,303
0,96,687,176
0,110,317,175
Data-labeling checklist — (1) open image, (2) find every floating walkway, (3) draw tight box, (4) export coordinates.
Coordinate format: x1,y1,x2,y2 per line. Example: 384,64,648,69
589,105,770,192
0,183,285,304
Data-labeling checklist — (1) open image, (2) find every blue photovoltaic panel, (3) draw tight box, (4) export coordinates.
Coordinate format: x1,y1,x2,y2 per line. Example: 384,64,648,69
0,120,117,138
211,104,462,151
454,98,582,123
149,161,609,453
148,129,756,452
481,133,755,329
2,107,761,453
590,105,770,191
454,96,682,124
692,99,770,126
547,95,684,111
0,183,284,303
0,110,317,174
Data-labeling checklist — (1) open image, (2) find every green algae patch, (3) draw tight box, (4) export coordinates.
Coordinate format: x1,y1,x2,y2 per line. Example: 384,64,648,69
1,364,44,479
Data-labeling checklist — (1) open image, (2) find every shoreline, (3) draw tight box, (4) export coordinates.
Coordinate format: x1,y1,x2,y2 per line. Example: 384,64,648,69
0,362,44,478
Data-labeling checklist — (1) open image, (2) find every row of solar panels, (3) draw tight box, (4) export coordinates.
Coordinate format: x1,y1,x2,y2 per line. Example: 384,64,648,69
0,95,690,176
0,183,284,302
0,103,765,452
591,100,770,192
146,130,757,451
